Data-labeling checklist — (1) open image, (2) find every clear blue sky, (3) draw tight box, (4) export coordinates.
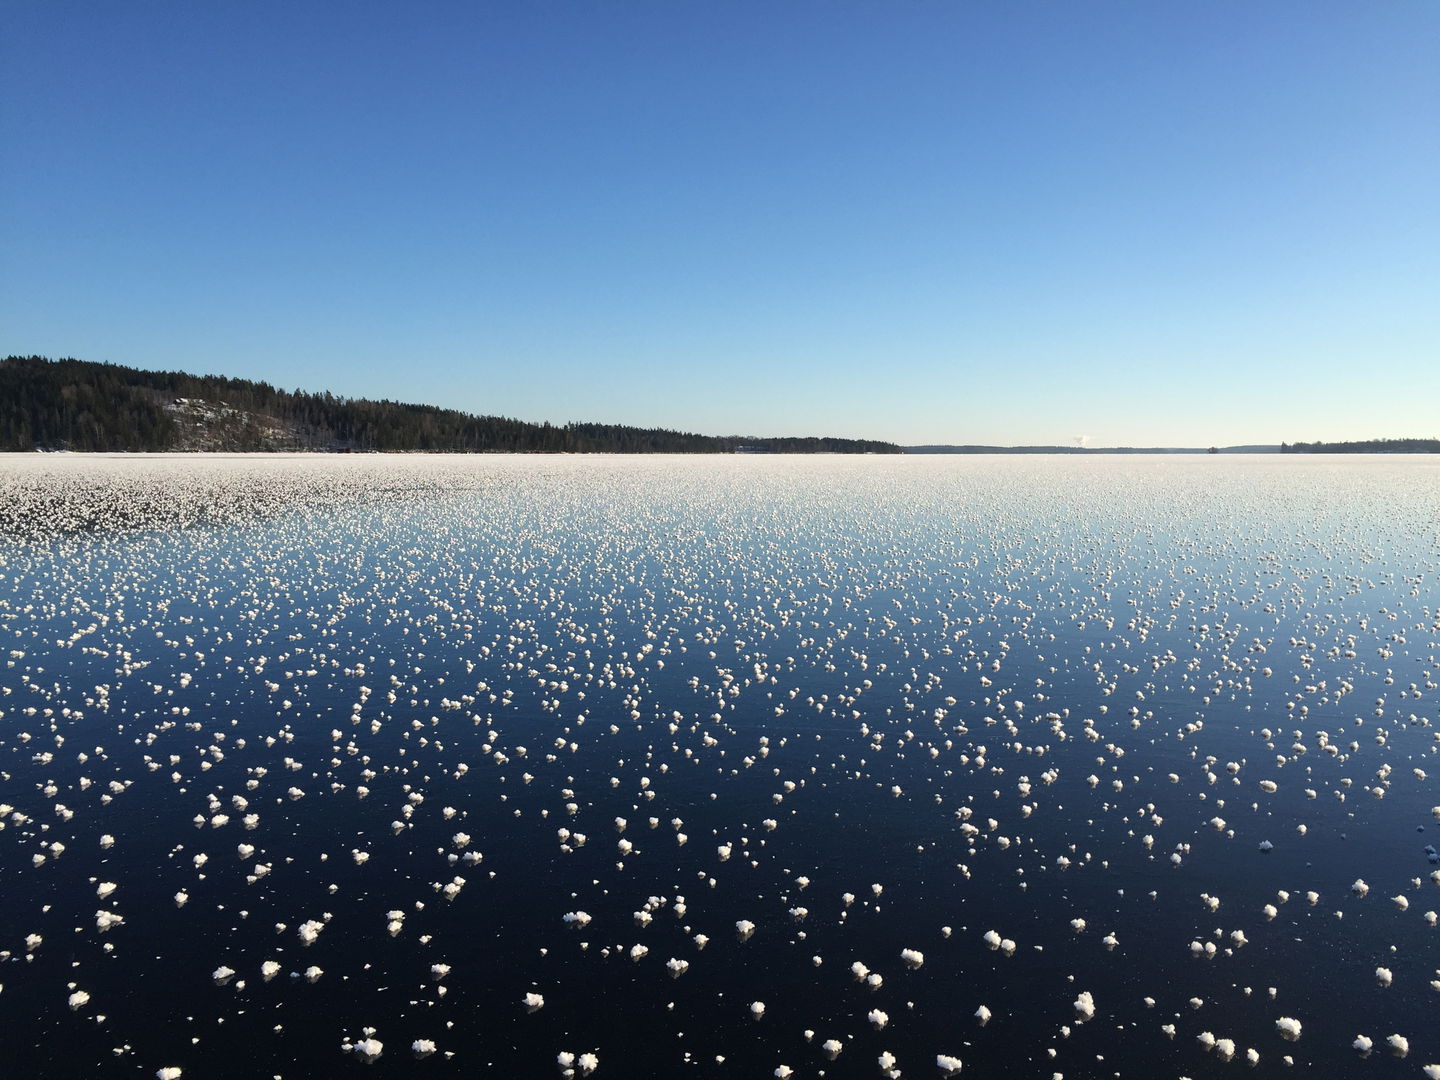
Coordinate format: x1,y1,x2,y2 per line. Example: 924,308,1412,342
4,1,1436,446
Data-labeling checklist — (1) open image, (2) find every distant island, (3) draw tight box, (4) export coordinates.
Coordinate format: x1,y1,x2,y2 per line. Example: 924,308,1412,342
0,356,901,454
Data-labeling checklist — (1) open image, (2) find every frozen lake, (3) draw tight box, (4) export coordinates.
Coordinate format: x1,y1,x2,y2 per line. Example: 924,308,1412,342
1,453,1437,1078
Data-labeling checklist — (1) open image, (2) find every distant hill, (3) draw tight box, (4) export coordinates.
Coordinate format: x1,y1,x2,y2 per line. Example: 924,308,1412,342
1280,438,1440,454
0,356,901,454
905,444,1282,454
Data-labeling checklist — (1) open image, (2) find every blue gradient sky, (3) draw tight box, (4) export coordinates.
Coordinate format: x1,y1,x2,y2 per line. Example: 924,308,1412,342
4,1,1436,446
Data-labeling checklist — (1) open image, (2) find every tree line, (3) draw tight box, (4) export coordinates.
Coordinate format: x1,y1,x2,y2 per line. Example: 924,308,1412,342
0,356,901,455
1280,438,1440,454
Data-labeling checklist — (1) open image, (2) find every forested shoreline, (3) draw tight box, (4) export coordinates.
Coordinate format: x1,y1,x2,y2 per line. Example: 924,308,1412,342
0,356,900,454
1280,438,1440,454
